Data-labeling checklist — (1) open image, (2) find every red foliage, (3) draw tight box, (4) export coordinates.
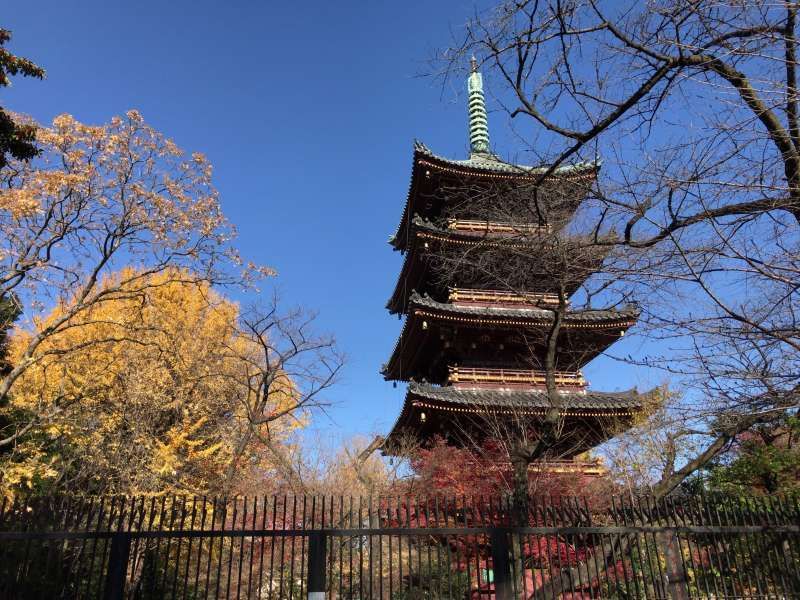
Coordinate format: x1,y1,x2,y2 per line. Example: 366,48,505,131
406,437,615,505
394,439,625,598
407,438,511,497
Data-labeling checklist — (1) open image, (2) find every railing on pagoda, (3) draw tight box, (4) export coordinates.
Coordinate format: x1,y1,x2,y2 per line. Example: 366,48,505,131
529,458,607,476
445,219,550,235
448,366,587,390
448,288,564,307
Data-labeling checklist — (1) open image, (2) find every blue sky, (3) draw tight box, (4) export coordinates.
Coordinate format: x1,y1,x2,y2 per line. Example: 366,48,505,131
4,1,654,441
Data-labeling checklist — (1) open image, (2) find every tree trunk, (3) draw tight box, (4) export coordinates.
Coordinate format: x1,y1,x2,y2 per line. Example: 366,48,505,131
511,454,529,527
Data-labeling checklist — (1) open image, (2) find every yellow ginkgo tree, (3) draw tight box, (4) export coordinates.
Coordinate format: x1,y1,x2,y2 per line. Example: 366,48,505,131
3,268,341,498
0,112,341,498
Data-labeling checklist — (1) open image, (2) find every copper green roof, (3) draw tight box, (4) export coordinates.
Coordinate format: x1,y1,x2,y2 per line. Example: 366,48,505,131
468,58,491,154
413,141,599,177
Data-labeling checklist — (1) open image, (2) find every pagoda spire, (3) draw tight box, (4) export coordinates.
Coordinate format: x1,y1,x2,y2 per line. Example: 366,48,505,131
467,57,490,155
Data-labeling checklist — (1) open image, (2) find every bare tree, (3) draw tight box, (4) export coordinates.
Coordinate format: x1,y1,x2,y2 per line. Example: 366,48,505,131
218,296,344,495
0,112,347,497
423,1,800,596
436,0,800,498
0,111,263,450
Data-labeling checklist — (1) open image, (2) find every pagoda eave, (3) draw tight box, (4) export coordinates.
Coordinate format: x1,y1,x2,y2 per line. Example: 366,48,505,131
383,295,638,382
387,224,615,314
408,294,639,325
391,142,600,252
382,383,644,456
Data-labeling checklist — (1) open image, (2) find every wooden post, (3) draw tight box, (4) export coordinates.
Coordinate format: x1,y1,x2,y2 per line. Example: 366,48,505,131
103,532,131,600
307,531,326,600
490,528,513,600
659,530,690,600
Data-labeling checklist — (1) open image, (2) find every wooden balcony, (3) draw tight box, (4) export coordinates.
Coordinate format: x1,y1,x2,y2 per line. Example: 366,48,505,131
445,219,549,235
460,458,607,476
449,288,563,307
448,366,587,389
529,459,608,476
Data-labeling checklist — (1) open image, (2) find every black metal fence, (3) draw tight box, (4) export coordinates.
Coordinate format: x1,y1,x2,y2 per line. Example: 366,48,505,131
0,494,798,599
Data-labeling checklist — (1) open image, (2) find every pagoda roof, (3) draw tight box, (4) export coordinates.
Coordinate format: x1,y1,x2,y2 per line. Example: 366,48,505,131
413,141,599,178
406,382,645,411
386,220,615,314
390,142,600,252
391,214,552,251
383,382,645,454
383,294,639,381
410,293,639,324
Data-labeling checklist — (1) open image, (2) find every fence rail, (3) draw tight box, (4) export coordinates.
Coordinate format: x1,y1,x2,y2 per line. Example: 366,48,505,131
1,494,798,599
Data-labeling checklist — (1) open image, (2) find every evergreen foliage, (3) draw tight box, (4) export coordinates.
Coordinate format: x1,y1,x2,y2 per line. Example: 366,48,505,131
0,28,44,168
0,294,20,378
706,415,800,495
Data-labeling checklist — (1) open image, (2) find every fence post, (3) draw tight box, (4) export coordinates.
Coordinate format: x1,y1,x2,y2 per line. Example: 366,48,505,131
659,530,689,600
103,532,131,600
490,528,513,600
307,531,327,600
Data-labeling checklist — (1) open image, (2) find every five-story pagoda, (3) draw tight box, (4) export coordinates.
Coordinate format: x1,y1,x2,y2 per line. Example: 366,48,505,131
382,60,645,463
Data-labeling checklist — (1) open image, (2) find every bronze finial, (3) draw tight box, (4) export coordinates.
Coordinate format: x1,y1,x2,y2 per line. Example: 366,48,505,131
467,57,489,154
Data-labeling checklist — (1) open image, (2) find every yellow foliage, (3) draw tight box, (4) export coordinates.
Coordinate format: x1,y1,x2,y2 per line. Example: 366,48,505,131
2,268,301,498
0,188,40,218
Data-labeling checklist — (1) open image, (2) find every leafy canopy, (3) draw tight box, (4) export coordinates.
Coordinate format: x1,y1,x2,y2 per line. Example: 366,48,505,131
0,28,44,168
1,268,300,498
